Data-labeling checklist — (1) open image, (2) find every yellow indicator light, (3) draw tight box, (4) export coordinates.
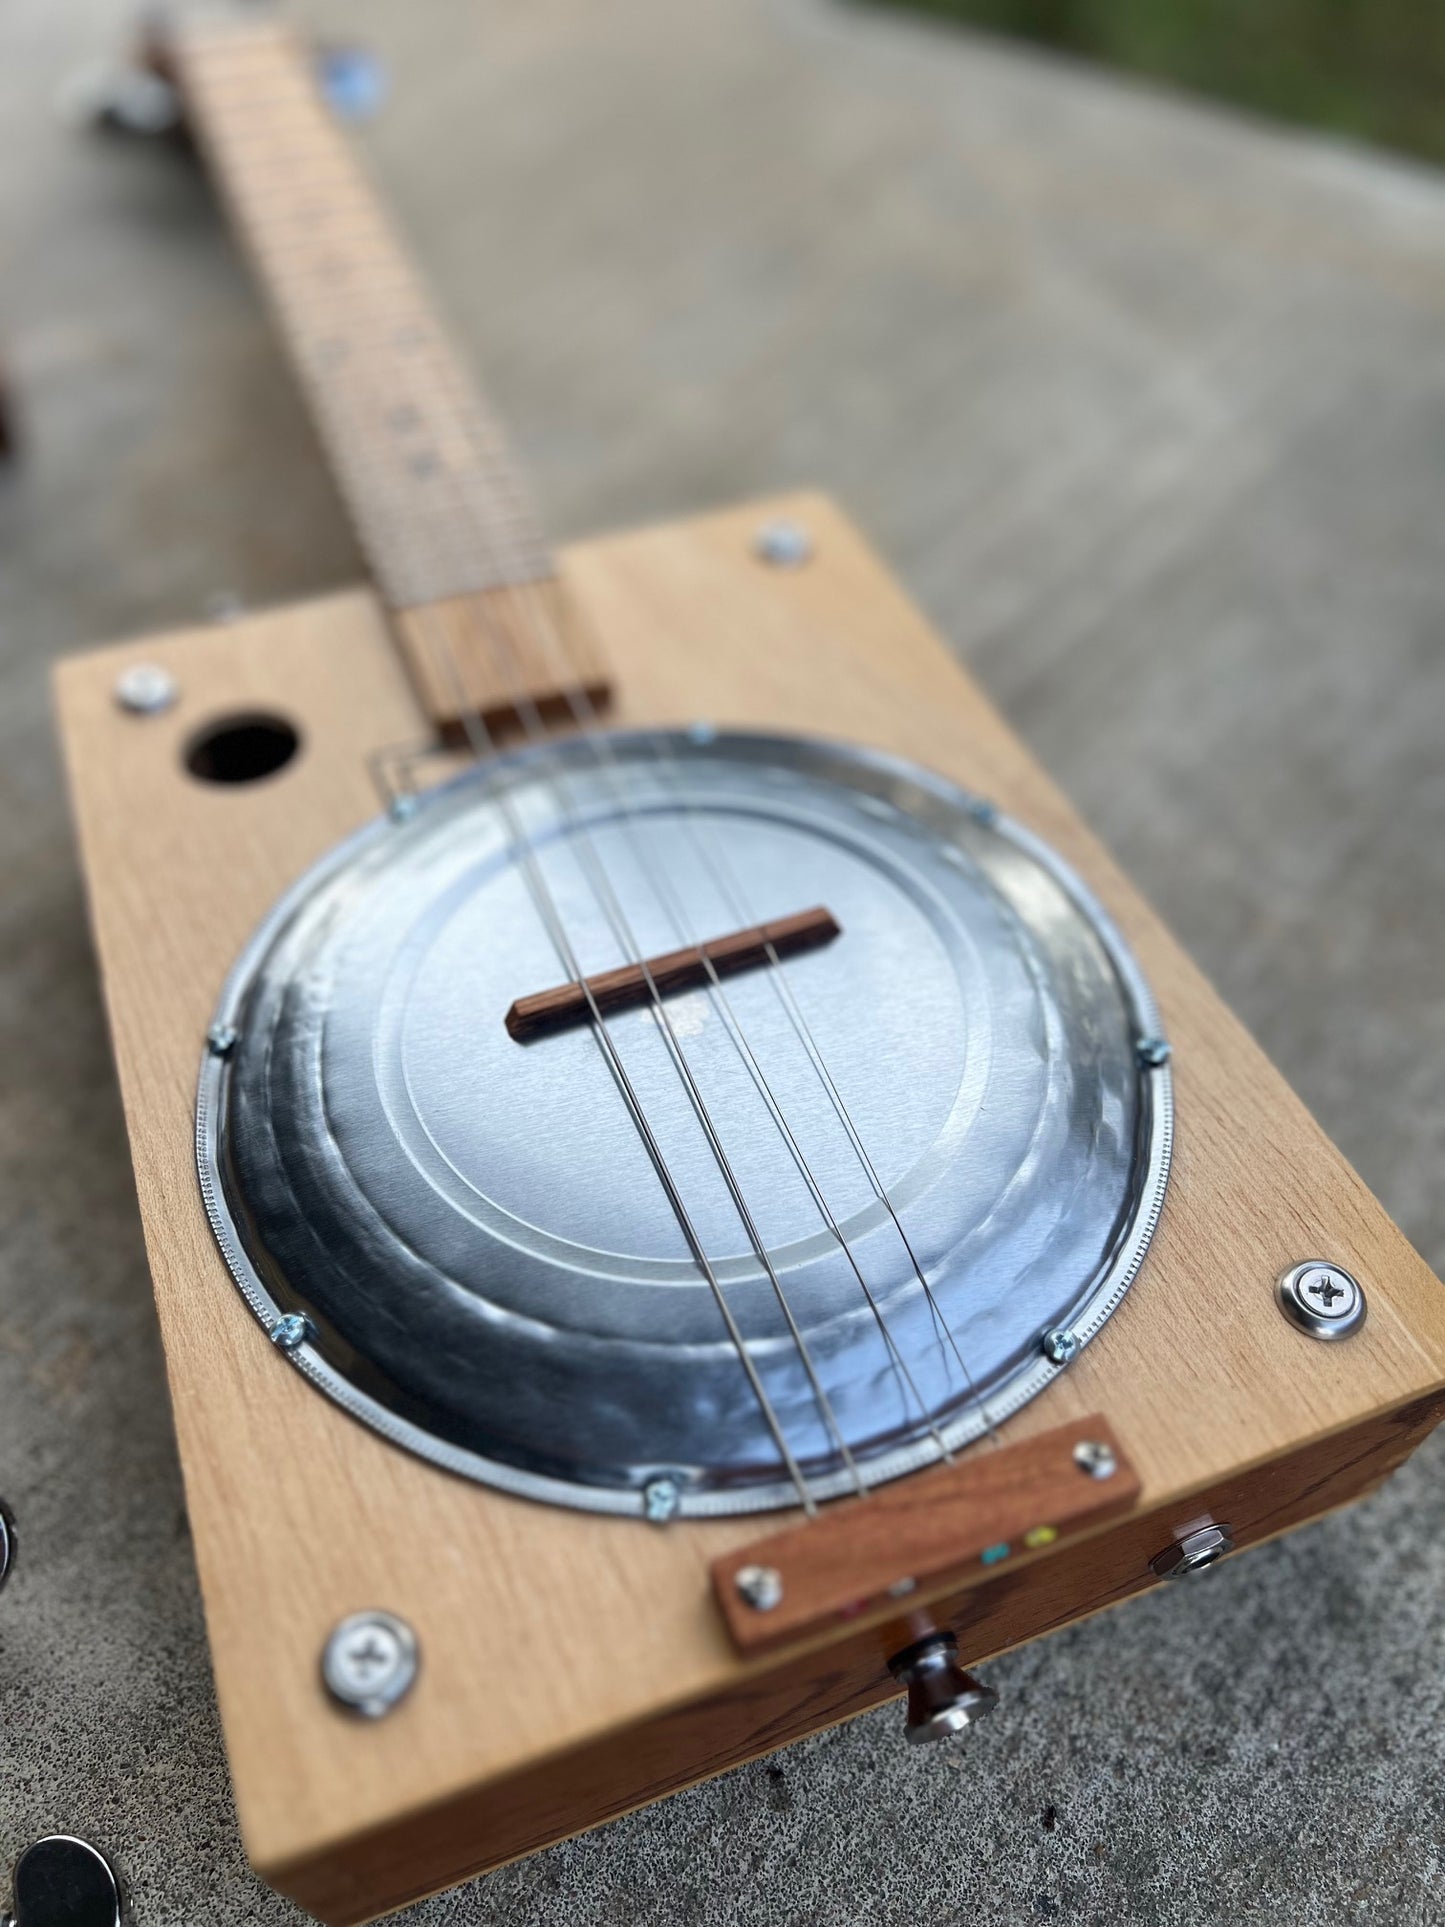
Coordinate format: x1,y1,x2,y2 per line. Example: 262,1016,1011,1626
1023,1524,1058,1549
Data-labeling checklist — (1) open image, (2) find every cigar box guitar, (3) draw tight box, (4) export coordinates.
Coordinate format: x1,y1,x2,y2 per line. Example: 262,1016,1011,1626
50,16,1445,1925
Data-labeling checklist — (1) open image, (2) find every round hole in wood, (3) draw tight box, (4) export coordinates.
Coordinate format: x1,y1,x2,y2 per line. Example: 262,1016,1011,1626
185,712,301,785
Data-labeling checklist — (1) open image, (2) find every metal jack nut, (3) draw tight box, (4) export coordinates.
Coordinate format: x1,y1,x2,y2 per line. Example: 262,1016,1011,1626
1151,1522,1235,1580
888,1632,998,1744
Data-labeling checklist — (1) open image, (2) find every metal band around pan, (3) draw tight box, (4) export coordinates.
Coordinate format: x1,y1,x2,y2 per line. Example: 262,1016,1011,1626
197,729,1172,1518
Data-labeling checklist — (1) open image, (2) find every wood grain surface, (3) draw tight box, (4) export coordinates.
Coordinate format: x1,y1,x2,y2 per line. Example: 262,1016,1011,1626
53,493,1445,1923
170,18,610,732
711,1416,1139,1655
506,905,840,1039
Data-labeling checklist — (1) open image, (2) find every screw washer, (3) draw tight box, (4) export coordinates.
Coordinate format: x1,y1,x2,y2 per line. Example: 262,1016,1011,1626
734,1563,784,1612
1072,1439,1117,1480
753,520,813,568
113,662,178,715
322,1609,419,1718
1276,1260,1367,1342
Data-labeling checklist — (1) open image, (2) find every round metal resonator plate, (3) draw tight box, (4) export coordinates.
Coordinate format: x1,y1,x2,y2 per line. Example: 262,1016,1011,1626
199,731,1171,1515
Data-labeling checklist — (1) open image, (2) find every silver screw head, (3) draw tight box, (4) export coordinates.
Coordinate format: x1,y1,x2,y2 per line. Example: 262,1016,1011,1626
753,520,813,568
1277,1260,1366,1341
322,1609,418,1718
206,1022,238,1058
0,1495,15,1595
1136,1036,1172,1069
734,1563,784,1612
1073,1439,1117,1480
642,1476,682,1524
1042,1327,1079,1366
968,797,999,828
113,662,178,715
271,1313,313,1353
1151,1522,1234,1580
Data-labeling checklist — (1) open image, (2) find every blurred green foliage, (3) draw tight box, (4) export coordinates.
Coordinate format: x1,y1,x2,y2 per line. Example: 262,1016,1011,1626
871,0,1445,164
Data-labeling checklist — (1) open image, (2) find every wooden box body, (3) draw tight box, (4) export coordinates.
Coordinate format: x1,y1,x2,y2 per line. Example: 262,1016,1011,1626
54,494,1445,1924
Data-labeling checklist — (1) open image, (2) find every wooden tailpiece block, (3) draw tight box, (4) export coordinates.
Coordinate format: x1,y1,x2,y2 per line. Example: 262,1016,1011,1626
506,906,841,1040
712,1416,1139,1656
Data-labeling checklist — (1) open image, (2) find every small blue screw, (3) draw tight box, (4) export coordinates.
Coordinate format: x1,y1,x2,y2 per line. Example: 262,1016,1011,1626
1042,1327,1080,1366
206,1023,238,1058
271,1313,313,1353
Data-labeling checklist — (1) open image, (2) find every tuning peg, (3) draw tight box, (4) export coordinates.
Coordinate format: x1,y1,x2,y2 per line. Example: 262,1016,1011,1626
6,1837,122,1927
888,1632,998,1744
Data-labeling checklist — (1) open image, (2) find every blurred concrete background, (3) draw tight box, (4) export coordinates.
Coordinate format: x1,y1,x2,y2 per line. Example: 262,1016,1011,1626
2,1,1444,1923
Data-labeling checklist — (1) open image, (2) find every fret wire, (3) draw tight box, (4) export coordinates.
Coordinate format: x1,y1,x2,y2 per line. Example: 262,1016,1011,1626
177,24,554,615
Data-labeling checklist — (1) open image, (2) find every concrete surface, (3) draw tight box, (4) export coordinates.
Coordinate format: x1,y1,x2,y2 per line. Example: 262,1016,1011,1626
3,1,1444,1922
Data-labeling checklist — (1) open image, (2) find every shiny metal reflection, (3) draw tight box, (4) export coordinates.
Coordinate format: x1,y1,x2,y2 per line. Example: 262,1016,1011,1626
198,730,1170,1515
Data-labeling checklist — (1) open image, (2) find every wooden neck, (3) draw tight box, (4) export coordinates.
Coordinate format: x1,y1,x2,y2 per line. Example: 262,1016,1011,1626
170,16,607,734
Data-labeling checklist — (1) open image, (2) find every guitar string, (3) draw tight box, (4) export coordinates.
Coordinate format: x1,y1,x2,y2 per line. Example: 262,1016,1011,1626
368,411,984,1480
463,573,1001,1453
401,291,997,1455
626,742,1003,1447
413,628,822,1513
424,601,940,1475
417,611,865,1500
203,34,889,1501
472,597,949,1459
248,44,972,1484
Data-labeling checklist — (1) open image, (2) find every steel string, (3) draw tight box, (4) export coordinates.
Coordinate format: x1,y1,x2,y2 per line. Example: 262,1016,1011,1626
483,644,949,1459
422,612,866,1497
398,368,996,1480
471,574,1002,1450
412,626,824,1512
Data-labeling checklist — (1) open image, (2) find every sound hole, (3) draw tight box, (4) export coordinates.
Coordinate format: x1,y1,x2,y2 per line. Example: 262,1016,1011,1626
186,713,300,785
